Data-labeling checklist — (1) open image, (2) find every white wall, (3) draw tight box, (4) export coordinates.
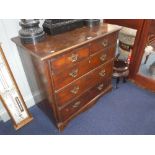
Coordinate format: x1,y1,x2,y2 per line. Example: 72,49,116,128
0,19,43,122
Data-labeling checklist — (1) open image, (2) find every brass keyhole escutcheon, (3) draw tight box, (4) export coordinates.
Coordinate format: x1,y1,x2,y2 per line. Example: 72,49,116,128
99,69,106,77
69,53,78,62
102,39,108,47
100,54,107,62
97,83,104,90
69,69,78,78
72,101,81,108
70,86,79,94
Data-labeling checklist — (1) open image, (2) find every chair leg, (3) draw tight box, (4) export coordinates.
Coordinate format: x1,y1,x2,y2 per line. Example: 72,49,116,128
123,77,126,83
144,55,150,64
116,77,120,89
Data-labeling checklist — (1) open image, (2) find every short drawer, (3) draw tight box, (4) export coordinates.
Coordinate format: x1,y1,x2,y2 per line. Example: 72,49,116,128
51,45,89,72
55,60,113,107
59,78,111,122
53,58,91,90
90,32,117,54
90,45,116,70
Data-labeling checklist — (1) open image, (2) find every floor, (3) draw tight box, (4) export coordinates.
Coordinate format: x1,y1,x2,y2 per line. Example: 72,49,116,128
0,81,155,135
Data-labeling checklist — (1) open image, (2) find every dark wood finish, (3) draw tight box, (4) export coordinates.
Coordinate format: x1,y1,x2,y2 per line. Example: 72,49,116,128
51,45,89,72
90,45,116,69
60,78,111,121
53,45,115,91
129,20,151,78
52,58,91,90
131,20,155,92
104,19,144,30
90,32,117,54
12,23,120,61
149,20,155,35
55,60,113,107
131,74,155,92
12,23,121,130
59,80,112,130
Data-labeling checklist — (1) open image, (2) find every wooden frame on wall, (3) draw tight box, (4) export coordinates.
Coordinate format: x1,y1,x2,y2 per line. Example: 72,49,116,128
130,20,155,92
0,44,33,130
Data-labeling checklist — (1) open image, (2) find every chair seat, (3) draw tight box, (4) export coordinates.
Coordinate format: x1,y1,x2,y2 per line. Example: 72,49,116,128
113,59,129,78
113,70,129,78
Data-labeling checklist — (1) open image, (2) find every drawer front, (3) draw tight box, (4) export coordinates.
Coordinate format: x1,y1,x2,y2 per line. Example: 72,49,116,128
60,93,89,122
52,45,115,91
90,32,117,54
55,75,88,107
53,59,91,90
51,45,89,72
60,78,111,122
55,60,113,107
90,45,116,70
92,78,112,96
87,60,113,87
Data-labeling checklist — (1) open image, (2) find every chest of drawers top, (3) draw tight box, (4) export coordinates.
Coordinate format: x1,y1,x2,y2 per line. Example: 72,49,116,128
12,23,121,61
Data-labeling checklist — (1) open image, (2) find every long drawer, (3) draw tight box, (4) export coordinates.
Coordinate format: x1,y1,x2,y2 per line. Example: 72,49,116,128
59,78,112,122
53,58,91,90
55,60,113,107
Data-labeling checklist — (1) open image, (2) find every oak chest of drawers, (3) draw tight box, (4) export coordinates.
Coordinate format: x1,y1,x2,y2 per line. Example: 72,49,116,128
12,23,121,130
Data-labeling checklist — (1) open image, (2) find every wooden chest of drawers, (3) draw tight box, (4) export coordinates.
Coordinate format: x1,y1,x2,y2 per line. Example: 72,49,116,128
12,23,121,131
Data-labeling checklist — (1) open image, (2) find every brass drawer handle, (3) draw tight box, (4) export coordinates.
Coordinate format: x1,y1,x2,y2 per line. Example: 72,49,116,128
69,69,78,78
70,86,79,94
72,101,81,108
97,83,104,90
100,54,107,62
99,70,106,77
102,39,108,47
69,53,78,62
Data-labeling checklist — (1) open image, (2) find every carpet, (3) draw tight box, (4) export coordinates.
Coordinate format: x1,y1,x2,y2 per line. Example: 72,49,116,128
0,81,155,135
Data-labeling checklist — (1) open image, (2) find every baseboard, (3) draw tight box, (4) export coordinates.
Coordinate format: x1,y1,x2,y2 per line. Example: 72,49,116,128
0,108,10,122
31,90,46,105
0,90,45,122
